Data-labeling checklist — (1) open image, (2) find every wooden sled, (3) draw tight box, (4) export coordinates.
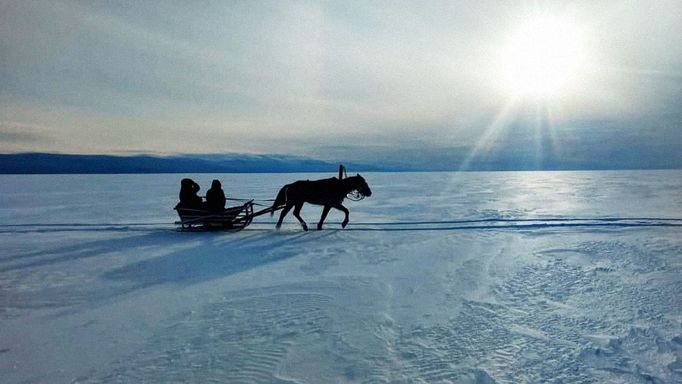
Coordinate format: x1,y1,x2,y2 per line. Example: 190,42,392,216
174,200,255,231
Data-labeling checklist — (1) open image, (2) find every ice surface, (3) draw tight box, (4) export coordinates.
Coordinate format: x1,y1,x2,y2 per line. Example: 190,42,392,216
0,170,681,383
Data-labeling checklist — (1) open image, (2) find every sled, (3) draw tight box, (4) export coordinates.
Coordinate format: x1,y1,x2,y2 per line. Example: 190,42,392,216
174,200,255,231
174,200,281,231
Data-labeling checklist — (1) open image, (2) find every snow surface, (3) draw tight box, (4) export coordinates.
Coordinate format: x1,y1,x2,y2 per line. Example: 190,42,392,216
1,170,681,383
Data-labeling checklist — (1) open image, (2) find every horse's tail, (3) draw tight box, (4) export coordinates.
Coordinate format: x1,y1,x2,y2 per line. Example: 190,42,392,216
271,186,288,216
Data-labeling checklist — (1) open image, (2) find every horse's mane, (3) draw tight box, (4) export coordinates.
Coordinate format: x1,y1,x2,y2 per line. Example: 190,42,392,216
340,174,362,187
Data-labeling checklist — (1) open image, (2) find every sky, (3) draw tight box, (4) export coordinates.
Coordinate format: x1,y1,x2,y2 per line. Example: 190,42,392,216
1,0,681,169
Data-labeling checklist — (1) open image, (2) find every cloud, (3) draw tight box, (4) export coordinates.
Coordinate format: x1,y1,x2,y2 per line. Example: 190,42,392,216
0,122,47,144
0,0,680,167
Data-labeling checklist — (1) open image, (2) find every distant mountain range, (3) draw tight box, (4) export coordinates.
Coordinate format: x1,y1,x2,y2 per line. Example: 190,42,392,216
1,151,680,174
0,153,389,174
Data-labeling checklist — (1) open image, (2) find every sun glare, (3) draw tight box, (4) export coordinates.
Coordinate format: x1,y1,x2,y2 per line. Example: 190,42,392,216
499,15,587,98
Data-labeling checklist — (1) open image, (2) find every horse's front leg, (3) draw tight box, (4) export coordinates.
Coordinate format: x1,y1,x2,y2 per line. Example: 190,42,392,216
318,205,332,230
276,204,293,229
333,203,350,228
293,203,308,231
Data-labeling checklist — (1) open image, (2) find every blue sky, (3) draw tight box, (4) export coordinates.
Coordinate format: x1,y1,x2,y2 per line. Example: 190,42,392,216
1,1,680,168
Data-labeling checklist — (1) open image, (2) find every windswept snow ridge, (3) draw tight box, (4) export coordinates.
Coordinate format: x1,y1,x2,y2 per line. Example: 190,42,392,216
0,171,681,383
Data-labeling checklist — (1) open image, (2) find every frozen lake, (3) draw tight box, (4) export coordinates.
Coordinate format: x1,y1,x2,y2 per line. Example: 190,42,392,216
1,170,681,383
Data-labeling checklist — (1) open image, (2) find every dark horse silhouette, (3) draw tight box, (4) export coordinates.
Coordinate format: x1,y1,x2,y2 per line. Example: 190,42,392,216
271,174,372,230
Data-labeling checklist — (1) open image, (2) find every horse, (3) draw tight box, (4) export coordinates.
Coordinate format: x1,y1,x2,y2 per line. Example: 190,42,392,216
271,174,372,231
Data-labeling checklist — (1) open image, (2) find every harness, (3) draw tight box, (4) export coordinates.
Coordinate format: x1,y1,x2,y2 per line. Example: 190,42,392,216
339,164,367,201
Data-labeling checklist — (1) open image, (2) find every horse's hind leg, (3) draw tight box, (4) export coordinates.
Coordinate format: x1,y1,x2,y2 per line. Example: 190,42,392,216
334,203,350,228
276,204,293,229
293,203,308,231
317,205,332,230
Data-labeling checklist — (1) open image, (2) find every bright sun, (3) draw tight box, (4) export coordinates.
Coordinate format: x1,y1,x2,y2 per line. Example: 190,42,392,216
499,15,587,98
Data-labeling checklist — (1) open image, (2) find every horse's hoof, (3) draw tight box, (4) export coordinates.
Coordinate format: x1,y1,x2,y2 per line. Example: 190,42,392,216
317,225,323,230
303,226,308,231
275,224,281,230
342,221,348,228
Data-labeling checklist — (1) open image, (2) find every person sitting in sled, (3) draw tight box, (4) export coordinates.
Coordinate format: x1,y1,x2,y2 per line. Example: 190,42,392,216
178,178,203,209
205,179,226,212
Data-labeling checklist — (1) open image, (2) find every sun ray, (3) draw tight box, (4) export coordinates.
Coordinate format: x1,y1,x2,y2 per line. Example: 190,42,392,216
534,103,544,169
458,98,519,171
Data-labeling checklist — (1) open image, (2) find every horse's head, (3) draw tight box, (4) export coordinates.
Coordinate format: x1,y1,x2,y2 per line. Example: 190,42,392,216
349,174,372,198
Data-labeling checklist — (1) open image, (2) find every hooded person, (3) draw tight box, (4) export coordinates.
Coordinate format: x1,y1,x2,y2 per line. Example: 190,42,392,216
205,179,226,212
179,178,203,209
